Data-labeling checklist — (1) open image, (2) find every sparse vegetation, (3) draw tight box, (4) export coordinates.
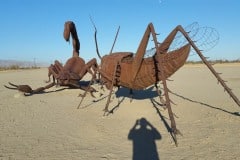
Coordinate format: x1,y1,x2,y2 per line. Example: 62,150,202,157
0,59,47,71
0,65,40,71
0,59,239,71
186,59,240,64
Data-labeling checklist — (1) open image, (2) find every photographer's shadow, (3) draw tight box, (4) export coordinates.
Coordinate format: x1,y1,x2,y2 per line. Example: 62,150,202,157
128,118,161,160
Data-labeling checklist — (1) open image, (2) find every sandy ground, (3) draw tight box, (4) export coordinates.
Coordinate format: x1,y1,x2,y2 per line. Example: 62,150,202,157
0,63,240,160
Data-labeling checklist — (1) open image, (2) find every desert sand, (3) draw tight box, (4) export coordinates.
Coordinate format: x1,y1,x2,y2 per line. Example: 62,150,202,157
0,63,240,160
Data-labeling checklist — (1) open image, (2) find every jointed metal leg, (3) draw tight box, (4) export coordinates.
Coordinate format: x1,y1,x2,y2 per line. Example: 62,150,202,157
176,25,240,107
150,24,180,146
103,62,120,115
77,77,95,109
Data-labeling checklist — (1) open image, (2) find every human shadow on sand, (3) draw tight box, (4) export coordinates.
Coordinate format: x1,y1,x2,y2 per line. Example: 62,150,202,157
128,118,161,160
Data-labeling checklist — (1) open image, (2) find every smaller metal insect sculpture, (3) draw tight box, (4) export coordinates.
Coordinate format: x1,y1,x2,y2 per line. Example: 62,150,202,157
79,22,240,146
4,21,98,96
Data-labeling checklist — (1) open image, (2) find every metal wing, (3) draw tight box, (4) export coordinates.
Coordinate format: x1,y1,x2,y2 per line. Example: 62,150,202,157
145,22,219,57
168,22,220,55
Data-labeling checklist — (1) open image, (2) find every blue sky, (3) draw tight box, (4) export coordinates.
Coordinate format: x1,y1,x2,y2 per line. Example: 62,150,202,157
0,0,239,64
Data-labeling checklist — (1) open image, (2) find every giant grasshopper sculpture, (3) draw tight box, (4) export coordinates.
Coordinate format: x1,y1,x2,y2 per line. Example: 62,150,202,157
5,21,98,96
79,22,240,145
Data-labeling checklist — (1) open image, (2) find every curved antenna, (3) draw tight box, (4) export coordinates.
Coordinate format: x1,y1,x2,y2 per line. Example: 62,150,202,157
89,16,121,58
89,16,102,59
109,26,120,54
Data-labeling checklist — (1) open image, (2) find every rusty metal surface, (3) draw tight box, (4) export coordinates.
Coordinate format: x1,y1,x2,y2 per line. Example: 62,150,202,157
5,21,98,96
97,24,191,92
93,23,189,145
5,20,240,146
92,22,240,146
99,44,190,90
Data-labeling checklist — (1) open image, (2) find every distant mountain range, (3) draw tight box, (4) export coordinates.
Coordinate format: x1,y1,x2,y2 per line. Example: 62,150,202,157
0,59,50,68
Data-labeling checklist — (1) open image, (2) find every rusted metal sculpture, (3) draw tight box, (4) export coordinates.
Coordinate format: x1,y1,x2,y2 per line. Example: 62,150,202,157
80,22,240,146
4,21,98,96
